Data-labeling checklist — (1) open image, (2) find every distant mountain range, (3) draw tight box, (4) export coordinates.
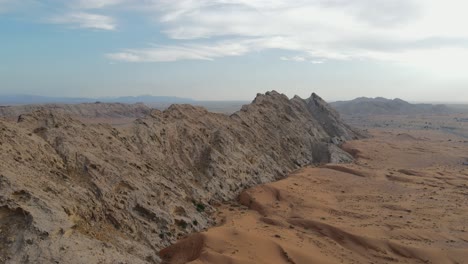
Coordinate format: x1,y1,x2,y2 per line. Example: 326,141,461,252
331,97,451,115
0,94,194,105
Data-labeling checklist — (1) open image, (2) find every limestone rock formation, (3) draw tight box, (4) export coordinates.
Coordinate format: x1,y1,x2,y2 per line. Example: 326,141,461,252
0,102,151,121
0,91,360,263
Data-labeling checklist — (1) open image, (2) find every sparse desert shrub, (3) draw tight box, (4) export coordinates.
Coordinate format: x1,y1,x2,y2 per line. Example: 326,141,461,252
195,203,205,212
176,219,187,229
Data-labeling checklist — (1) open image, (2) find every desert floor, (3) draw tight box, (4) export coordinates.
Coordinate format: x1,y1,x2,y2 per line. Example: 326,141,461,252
161,129,468,264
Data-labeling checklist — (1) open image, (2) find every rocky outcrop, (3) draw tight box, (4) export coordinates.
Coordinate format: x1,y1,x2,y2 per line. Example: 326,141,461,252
0,102,151,121
0,91,361,263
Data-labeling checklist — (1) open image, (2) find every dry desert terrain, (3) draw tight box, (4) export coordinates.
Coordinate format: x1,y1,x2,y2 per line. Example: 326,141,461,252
162,129,468,264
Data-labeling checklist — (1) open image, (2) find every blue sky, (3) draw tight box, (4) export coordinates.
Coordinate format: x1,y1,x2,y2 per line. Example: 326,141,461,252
1,0,468,101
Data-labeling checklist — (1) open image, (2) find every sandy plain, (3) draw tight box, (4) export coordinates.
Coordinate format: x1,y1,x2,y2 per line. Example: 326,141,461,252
161,128,468,264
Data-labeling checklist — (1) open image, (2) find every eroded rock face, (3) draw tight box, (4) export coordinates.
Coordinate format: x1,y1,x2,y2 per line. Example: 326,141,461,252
0,91,361,263
0,102,151,120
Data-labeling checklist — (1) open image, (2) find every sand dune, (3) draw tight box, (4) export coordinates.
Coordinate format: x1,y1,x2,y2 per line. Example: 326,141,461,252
161,129,468,264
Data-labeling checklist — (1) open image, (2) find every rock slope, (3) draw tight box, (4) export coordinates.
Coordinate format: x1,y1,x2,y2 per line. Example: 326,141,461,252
0,91,360,263
0,102,151,121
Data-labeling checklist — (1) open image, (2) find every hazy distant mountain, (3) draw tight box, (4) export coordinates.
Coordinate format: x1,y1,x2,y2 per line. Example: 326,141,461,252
0,94,194,105
331,97,451,116
101,95,194,104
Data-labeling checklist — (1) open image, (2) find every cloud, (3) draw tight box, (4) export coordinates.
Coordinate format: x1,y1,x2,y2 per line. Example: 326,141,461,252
107,37,318,62
107,41,253,62
15,0,468,76
311,60,324,64
280,56,325,64
149,0,424,40
320,0,420,27
50,12,116,30
281,56,306,62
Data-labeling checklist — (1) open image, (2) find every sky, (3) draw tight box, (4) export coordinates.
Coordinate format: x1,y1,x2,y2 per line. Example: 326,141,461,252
1,0,468,102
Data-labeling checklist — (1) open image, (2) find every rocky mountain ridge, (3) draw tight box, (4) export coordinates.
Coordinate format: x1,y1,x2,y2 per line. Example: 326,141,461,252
0,102,151,121
0,91,361,263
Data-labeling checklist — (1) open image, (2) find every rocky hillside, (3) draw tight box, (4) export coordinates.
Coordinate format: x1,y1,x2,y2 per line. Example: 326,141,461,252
0,91,361,263
0,102,151,121
331,97,451,116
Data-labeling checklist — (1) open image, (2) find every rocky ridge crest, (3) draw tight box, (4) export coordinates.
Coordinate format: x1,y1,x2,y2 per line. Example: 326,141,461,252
0,102,151,121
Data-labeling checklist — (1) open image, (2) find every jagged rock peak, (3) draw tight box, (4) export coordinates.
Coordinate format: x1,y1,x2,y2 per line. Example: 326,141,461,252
252,90,289,104
310,92,325,102
308,92,332,108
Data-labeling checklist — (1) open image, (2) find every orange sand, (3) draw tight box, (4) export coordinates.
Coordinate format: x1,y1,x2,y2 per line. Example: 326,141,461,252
161,129,468,264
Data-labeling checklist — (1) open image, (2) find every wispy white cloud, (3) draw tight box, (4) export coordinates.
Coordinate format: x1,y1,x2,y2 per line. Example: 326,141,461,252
107,41,253,62
50,12,116,30
105,1,468,63
107,36,313,62
105,0,468,78
311,60,324,64
281,56,306,62
280,56,325,64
